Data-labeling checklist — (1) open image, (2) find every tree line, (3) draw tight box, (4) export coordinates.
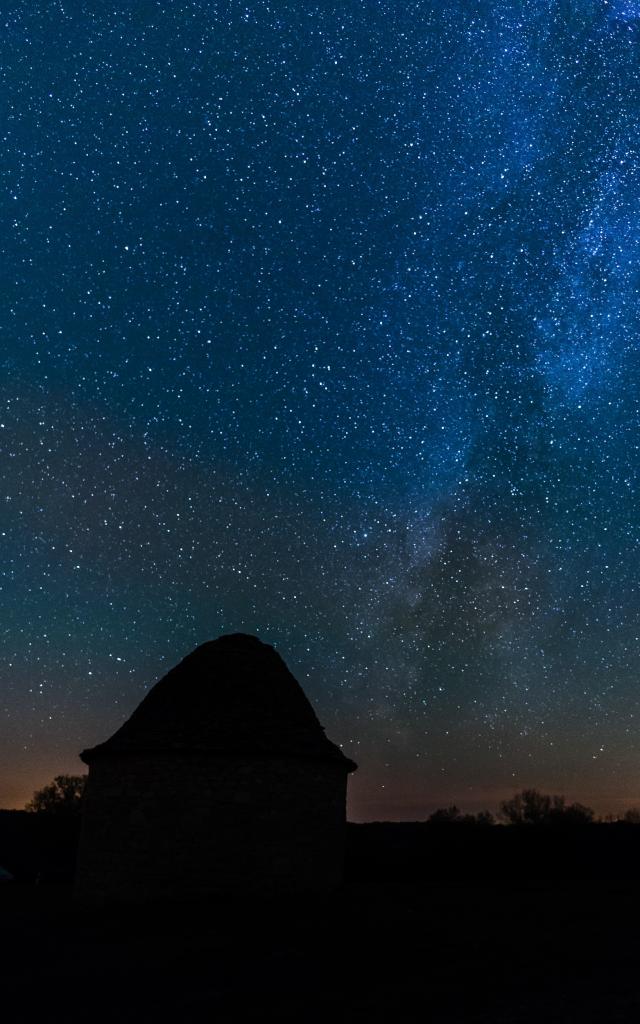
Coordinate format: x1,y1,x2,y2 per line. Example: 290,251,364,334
20,775,640,826
427,788,640,825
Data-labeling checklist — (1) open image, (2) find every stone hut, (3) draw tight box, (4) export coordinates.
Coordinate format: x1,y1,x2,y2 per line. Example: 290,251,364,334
74,633,357,904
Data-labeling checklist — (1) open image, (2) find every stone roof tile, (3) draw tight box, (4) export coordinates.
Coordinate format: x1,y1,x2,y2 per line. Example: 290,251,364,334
81,633,357,771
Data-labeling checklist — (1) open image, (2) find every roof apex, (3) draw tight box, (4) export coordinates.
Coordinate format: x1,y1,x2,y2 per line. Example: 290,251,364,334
81,634,357,772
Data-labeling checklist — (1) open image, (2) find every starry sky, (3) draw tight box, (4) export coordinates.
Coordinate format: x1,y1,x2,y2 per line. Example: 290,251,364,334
3,1,640,819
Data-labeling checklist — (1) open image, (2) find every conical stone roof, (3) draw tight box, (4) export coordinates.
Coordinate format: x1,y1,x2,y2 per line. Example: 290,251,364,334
81,633,357,771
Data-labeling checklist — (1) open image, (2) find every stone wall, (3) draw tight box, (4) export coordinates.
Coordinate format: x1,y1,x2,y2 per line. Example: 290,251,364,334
74,753,348,904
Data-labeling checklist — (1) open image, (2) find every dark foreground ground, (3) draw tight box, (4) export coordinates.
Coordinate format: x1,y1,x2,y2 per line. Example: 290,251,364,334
4,822,640,1022
3,873,640,1023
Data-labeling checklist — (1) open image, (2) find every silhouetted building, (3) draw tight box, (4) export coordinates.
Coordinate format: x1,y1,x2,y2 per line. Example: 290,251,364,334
74,634,357,904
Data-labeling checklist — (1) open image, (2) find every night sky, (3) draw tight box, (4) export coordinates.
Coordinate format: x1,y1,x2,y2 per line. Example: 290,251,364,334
3,1,640,819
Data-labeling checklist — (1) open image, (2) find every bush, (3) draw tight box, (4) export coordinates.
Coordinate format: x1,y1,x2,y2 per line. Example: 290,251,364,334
427,806,495,825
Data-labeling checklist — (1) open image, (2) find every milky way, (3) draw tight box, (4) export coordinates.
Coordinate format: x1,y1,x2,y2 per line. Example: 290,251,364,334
3,2,640,817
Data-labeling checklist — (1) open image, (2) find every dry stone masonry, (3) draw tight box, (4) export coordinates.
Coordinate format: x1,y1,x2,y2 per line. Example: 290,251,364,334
74,634,357,904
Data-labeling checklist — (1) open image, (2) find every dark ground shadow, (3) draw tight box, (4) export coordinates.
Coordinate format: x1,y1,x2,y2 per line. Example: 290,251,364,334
2,873,640,1023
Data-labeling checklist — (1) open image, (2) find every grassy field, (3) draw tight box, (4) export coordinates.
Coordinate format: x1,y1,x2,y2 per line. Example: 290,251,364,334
2,877,640,1022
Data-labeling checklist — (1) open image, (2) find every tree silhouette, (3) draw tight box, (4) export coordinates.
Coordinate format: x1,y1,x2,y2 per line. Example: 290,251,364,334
552,800,594,825
25,774,86,816
500,788,594,825
428,805,465,824
428,806,495,825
